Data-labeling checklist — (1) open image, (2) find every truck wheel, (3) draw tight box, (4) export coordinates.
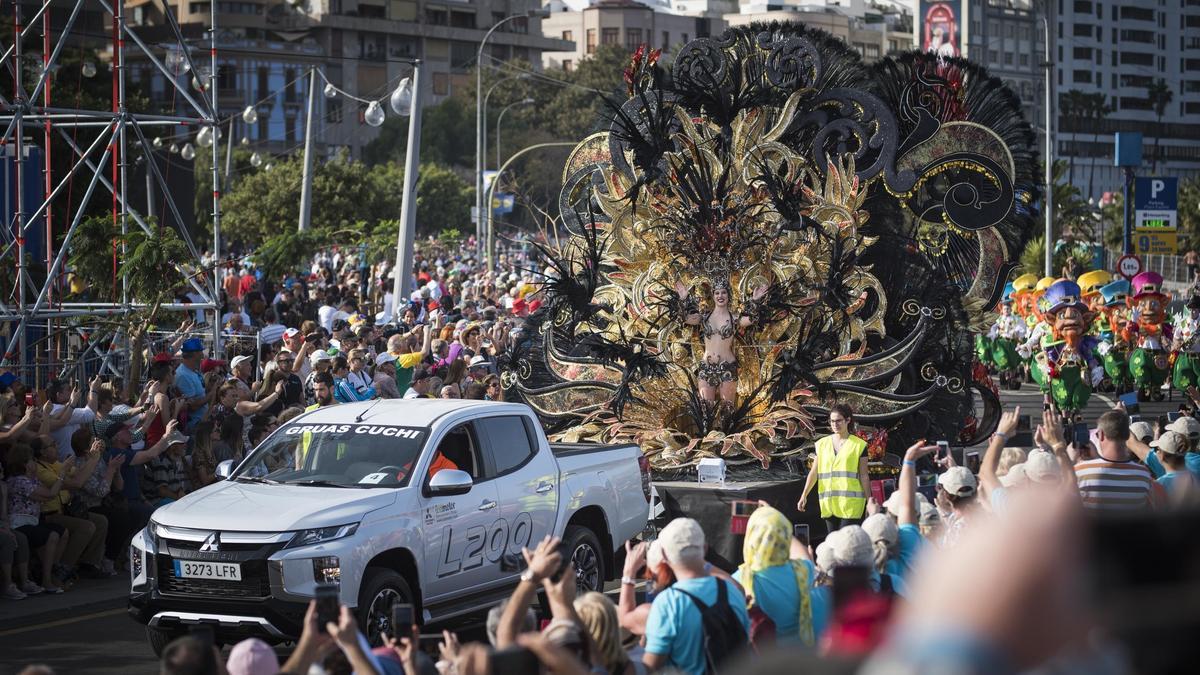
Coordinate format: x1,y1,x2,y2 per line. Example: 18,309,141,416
357,566,415,647
146,626,180,657
563,525,604,594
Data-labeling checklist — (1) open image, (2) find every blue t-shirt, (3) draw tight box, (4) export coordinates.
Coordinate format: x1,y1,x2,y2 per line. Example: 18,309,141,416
732,559,817,645
810,585,831,642
1147,451,1200,482
107,446,144,502
645,576,750,675
175,363,206,431
886,523,923,581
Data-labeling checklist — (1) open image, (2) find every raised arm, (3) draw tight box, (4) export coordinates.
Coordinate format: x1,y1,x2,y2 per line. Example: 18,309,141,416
899,440,938,526
497,536,563,649
131,420,179,466
981,407,1020,498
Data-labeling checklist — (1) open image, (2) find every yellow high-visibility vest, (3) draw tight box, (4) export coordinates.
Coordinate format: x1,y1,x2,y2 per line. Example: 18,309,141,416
815,434,867,519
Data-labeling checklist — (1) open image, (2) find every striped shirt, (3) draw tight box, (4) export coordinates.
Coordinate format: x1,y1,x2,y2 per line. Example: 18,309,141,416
1074,457,1154,511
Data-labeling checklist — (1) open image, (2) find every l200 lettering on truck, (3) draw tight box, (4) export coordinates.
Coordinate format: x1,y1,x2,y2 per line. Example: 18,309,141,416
127,399,651,654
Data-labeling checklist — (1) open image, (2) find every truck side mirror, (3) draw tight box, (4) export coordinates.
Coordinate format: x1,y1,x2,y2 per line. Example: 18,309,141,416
427,469,473,496
215,460,235,480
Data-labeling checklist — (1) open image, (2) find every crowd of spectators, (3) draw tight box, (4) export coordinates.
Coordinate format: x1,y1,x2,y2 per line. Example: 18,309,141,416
1,237,541,603
6,234,1200,672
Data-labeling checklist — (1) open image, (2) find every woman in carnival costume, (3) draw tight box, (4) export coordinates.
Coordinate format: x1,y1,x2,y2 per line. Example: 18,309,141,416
1123,271,1173,401
986,282,1026,389
1017,276,1060,394
1096,278,1132,392
1171,295,1200,390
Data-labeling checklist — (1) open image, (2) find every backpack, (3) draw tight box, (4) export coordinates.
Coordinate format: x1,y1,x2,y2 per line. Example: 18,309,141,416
670,579,748,674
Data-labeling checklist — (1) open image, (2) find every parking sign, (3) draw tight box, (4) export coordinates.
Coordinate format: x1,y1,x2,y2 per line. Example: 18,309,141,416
1135,177,1178,231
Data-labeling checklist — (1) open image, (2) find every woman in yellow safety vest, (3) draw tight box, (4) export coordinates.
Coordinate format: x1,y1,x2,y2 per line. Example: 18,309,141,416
796,403,870,535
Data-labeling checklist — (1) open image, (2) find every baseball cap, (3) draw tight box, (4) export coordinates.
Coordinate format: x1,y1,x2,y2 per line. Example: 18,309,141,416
918,501,940,526
375,352,398,367
180,337,205,354
201,358,227,374
1165,416,1200,442
938,466,977,497
151,352,174,364
230,354,253,369
1024,449,1062,482
646,539,665,573
283,327,301,340
825,525,873,569
658,517,705,565
862,513,898,548
1129,421,1154,443
882,488,930,515
999,463,1028,488
226,637,280,675
310,350,333,363
468,355,488,368
101,418,133,440
1151,430,1189,456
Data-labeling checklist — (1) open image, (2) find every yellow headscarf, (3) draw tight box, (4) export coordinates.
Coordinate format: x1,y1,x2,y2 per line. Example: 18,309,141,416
737,506,814,646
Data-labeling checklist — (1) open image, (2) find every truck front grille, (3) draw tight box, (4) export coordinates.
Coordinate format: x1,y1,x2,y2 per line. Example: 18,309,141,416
157,555,272,599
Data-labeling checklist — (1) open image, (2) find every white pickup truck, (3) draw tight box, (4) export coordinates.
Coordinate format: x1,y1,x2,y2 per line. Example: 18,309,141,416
128,400,649,653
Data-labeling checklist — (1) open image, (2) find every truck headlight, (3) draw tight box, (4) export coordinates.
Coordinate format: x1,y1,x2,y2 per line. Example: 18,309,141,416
286,523,358,549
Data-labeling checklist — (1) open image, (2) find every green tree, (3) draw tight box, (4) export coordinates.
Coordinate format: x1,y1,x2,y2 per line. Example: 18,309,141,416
1147,79,1174,173
414,163,473,235
219,157,405,246
1084,92,1111,198
363,96,476,167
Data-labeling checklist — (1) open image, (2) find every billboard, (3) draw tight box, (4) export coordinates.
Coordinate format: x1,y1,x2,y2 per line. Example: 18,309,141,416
918,1,966,59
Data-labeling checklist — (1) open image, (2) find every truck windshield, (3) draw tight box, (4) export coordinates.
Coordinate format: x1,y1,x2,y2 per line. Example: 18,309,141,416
232,423,429,488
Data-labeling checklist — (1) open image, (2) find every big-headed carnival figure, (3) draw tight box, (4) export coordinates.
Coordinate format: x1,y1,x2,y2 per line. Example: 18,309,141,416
985,282,1025,389
1096,278,1132,392
1037,280,1103,414
498,25,1039,471
1124,271,1173,400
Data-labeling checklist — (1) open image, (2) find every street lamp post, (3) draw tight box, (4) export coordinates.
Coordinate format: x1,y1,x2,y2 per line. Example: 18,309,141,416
485,142,576,271
475,9,548,260
482,73,529,173
496,98,534,169
391,62,423,323
1041,13,1054,277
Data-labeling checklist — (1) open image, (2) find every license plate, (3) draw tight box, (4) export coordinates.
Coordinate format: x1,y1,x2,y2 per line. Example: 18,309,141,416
173,560,242,581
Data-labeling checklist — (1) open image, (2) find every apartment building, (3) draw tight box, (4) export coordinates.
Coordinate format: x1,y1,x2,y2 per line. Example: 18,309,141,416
965,0,1046,138
1053,0,1200,200
124,0,569,158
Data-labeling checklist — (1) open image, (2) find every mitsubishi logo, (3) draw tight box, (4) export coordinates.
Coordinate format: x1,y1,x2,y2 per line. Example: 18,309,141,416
199,532,221,552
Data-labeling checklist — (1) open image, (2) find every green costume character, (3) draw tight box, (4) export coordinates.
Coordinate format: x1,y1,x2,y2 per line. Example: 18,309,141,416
1125,272,1172,399
1171,296,1200,390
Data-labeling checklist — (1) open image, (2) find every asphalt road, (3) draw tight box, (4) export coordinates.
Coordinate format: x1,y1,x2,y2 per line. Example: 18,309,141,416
1,380,1187,674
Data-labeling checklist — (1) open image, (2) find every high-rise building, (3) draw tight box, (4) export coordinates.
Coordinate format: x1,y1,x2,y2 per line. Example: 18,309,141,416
541,0,729,72
124,0,569,159
728,0,914,62
1052,0,1200,200
964,0,1045,139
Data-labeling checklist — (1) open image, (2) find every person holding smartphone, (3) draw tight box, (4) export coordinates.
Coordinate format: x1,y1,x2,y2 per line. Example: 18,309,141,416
797,404,870,535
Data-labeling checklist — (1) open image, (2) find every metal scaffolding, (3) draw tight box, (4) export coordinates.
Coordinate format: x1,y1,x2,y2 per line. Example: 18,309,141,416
0,0,220,387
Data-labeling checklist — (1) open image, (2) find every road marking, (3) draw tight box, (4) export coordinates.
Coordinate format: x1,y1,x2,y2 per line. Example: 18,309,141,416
1095,391,1115,408
0,607,125,637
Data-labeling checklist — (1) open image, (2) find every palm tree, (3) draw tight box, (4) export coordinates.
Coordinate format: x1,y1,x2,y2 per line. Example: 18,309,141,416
1146,79,1174,174
1059,89,1087,181
1086,92,1111,199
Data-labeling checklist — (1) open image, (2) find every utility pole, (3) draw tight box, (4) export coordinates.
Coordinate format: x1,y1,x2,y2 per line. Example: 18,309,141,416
298,67,317,232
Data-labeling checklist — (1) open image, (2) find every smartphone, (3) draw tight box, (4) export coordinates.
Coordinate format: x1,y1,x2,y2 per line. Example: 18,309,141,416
549,542,571,583
936,441,950,459
1073,423,1091,448
793,523,810,545
1017,414,1032,431
391,603,414,633
489,646,541,675
917,474,937,488
500,552,528,574
1169,412,1183,423
831,565,872,611
1119,391,1141,415
965,451,981,474
731,500,759,518
315,583,340,627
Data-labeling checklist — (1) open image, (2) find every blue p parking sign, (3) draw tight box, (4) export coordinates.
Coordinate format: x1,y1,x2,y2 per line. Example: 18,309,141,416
1134,177,1178,231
